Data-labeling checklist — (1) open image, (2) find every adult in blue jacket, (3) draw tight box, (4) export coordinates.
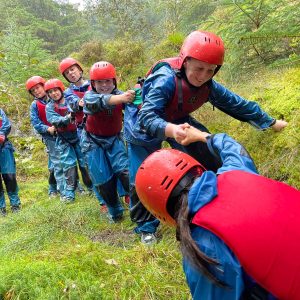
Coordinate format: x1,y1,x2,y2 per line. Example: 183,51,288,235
0,109,21,216
45,79,93,202
136,127,299,300
127,30,287,244
26,76,64,197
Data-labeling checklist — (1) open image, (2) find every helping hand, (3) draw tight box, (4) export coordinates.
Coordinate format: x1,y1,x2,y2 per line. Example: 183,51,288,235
271,119,288,132
121,90,135,103
47,126,56,136
179,126,211,145
173,123,190,143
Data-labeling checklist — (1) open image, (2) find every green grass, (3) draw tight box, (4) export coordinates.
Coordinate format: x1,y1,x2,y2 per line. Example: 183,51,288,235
0,181,190,300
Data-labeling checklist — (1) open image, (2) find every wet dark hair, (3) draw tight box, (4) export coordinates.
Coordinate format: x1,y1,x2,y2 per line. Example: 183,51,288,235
172,181,227,287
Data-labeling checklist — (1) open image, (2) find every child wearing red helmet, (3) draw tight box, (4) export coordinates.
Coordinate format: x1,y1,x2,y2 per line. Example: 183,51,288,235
81,61,134,222
26,76,64,198
59,58,128,208
126,30,287,244
45,79,93,203
135,126,299,300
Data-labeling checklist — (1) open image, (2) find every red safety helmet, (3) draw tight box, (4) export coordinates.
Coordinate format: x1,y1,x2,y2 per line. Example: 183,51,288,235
136,149,205,226
59,57,83,80
25,76,46,92
44,79,65,93
179,31,224,68
89,61,116,81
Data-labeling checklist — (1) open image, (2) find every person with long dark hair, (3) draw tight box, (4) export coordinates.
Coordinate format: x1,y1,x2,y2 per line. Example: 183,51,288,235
135,126,299,300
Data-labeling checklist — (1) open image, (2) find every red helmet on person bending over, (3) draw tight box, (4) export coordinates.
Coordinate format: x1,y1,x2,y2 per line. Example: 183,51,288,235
89,61,116,81
180,31,224,69
44,79,65,93
59,58,83,80
25,76,46,92
135,149,205,226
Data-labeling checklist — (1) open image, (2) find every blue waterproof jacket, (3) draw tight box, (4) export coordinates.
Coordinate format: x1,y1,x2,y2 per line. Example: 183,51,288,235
45,99,78,144
64,80,90,113
0,109,11,137
30,98,55,141
131,65,274,145
0,109,13,150
81,88,125,152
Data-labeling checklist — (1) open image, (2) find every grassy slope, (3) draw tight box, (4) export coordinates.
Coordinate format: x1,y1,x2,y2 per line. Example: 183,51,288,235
0,182,190,299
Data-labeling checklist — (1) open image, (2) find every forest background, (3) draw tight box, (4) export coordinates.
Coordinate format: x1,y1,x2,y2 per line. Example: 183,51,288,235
0,0,299,299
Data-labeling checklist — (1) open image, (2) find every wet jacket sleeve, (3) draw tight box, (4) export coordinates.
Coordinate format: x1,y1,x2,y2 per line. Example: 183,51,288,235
30,101,49,134
45,102,70,128
138,66,176,140
64,88,81,113
209,80,275,129
83,91,114,114
0,109,11,136
206,133,258,174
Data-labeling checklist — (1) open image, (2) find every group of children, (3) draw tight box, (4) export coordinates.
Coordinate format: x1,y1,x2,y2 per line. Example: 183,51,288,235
1,29,295,299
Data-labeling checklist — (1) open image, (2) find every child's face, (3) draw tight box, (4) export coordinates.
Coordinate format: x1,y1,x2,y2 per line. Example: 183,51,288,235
30,84,47,99
93,79,115,94
183,58,217,87
48,88,63,101
63,65,82,83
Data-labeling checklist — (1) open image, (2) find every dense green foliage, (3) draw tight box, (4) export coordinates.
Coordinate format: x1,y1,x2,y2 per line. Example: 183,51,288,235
0,0,299,298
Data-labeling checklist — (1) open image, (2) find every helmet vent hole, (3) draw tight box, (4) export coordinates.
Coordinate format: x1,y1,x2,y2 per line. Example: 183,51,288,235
176,160,188,170
175,159,183,167
161,176,174,190
161,176,168,185
165,179,173,190
180,163,188,170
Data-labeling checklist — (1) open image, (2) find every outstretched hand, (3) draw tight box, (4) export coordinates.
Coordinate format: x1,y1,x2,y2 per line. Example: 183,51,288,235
78,99,84,107
179,126,211,146
47,126,56,136
173,123,190,143
271,119,288,132
121,90,135,103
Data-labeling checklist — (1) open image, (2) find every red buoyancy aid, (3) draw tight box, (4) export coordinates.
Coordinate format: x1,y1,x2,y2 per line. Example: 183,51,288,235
72,87,91,126
147,57,210,122
54,103,77,133
0,118,2,128
192,170,300,300
36,100,52,127
85,104,123,136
